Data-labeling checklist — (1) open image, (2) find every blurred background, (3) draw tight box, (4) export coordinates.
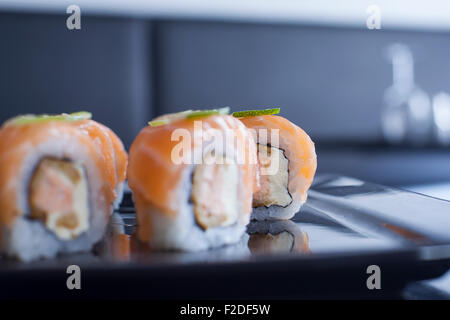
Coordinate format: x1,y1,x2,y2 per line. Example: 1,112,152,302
1,0,450,190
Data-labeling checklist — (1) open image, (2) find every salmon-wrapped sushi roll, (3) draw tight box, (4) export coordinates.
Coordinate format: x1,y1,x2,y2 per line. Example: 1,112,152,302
128,109,258,251
235,109,317,220
75,118,128,209
0,112,127,261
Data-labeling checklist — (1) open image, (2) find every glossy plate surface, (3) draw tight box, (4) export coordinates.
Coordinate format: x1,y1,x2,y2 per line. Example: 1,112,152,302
1,174,450,299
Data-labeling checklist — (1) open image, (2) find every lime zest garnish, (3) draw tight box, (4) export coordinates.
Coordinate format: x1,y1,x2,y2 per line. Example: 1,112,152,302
186,107,230,119
67,111,92,120
148,120,168,127
232,108,280,118
147,110,193,127
147,107,230,127
3,111,93,126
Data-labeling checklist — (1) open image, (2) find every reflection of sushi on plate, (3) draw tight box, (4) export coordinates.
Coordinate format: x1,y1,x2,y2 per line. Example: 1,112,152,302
247,220,310,254
0,112,127,261
127,109,258,251
234,108,317,221
98,213,131,261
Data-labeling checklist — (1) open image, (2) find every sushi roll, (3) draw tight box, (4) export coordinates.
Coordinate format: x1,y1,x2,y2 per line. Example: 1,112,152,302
247,220,309,254
234,109,317,220
75,118,128,209
0,112,127,261
127,109,258,251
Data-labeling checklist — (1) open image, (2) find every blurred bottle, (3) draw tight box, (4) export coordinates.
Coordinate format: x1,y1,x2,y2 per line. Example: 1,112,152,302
432,92,450,145
381,44,432,146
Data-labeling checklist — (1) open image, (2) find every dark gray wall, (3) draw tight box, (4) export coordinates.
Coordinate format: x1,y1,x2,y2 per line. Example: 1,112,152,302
3,14,450,147
0,13,152,148
154,21,450,144
2,13,450,184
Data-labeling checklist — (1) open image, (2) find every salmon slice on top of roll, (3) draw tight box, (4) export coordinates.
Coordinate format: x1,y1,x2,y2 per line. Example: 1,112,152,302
127,108,258,251
0,112,127,261
234,108,317,221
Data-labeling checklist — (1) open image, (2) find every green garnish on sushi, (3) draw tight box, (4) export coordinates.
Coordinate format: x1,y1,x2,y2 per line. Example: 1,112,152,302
186,107,230,119
232,108,280,118
148,110,193,127
147,107,230,127
148,120,168,127
4,111,92,126
67,111,92,120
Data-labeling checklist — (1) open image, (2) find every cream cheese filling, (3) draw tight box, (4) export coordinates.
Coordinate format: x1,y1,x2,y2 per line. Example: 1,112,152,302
253,144,292,208
29,158,89,240
191,153,239,230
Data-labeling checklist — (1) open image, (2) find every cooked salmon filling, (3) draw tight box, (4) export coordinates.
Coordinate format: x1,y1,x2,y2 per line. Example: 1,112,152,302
253,144,292,208
191,153,239,230
29,158,89,240
248,231,295,253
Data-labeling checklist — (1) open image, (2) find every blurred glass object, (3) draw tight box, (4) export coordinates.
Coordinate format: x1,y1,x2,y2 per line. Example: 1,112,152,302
432,92,450,145
382,44,432,146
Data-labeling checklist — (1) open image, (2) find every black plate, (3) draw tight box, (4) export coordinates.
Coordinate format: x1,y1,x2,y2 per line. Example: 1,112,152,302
1,174,450,299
